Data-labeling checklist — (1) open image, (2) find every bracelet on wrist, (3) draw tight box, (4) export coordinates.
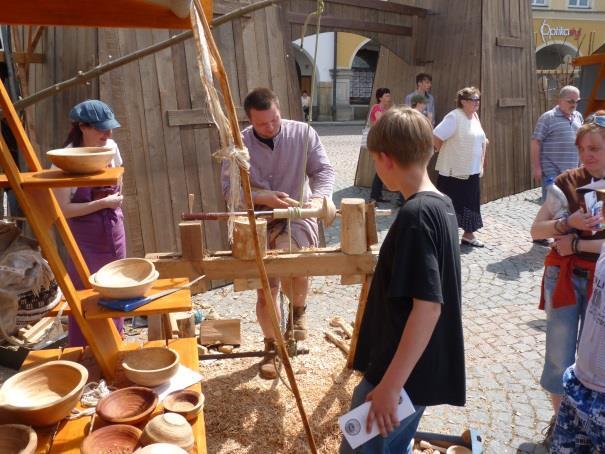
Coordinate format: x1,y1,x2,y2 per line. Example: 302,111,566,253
554,218,567,234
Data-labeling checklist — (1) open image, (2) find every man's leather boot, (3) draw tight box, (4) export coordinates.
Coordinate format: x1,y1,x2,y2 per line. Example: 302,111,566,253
259,338,278,380
286,305,307,340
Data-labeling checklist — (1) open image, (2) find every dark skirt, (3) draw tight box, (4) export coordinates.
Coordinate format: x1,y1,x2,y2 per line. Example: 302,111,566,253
437,173,483,233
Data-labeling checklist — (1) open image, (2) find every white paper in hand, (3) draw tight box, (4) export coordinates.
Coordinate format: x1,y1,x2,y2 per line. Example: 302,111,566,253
338,389,415,450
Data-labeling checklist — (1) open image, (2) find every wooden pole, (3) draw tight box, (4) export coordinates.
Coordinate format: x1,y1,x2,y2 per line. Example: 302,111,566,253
192,2,318,452
11,0,285,112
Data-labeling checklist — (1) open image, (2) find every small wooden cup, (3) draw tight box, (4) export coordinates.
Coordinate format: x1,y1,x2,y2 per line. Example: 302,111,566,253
163,390,204,421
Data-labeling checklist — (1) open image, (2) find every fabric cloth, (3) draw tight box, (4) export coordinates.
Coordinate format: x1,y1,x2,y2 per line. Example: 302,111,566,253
353,192,465,407
575,247,605,393
437,174,483,233
539,250,595,310
65,140,125,346
551,366,605,453
532,106,582,178
434,109,486,177
339,377,426,454
555,167,605,262
369,103,386,125
222,119,335,249
404,90,435,122
540,266,589,395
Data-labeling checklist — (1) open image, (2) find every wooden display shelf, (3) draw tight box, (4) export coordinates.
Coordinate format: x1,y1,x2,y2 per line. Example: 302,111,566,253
21,338,206,453
0,167,123,189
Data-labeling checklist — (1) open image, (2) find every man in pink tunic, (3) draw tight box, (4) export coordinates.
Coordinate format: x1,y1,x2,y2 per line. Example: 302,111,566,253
222,87,335,379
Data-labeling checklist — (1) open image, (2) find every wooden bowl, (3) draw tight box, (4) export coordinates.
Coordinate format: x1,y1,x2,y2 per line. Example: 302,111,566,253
446,446,472,454
141,413,194,451
47,147,115,174
135,443,188,454
81,424,142,454
96,387,158,425
122,347,180,387
95,258,156,287
0,424,37,454
163,390,204,421
89,270,159,300
0,360,88,426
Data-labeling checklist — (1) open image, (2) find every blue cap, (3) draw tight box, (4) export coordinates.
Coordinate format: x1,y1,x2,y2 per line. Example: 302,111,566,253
69,100,121,131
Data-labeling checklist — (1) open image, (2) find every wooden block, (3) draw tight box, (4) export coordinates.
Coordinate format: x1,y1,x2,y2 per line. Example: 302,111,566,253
199,319,241,346
232,217,267,260
176,313,196,338
340,274,363,285
147,314,164,341
233,278,262,292
340,198,367,255
180,221,206,260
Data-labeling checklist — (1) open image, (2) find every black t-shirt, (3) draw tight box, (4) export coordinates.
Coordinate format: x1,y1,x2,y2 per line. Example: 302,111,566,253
353,191,465,407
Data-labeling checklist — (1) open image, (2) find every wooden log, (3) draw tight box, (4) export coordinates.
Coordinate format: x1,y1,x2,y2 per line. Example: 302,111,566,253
199,319,241,346
324,331,349,354
347,274,373,368
340,198,367,255
179,221,206,260
232,217,267,260
329,316,353,339
176,312,196,338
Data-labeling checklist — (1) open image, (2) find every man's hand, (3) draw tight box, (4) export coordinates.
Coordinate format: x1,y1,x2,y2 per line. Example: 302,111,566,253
365,381,401,437
532,165,542,184
254,190,292,209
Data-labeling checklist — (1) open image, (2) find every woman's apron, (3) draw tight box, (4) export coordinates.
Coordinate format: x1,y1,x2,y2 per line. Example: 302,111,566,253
66,185,126,346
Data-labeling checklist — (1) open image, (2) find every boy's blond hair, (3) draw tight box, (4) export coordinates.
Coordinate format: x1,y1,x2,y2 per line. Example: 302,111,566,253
367,106,433,165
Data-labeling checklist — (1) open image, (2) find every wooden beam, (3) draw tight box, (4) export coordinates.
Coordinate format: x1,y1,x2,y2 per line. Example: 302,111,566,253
150,249,378,281
167,107,248,126
325,0,430,17
496,37,525,48
287,12,412,37
0,51,45,64
573,54,605,66
498,98,526,108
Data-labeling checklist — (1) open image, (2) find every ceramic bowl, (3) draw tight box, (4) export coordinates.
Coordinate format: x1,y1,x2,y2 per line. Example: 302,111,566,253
134,443,188,454
0,424,37,454
96,387,158,425
446,446,472,454
122,347,180,387
0,360,88,426
163,390,204,421
81,424,142,454
141,413,194,451
47,147,115,174
95,258,156,287
89,270,159,300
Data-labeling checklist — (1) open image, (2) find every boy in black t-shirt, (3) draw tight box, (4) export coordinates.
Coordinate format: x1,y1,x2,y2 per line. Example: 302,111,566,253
340,107,465,453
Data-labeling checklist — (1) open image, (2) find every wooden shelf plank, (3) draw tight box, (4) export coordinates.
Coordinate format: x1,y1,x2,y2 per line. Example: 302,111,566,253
83,278,192,320
0,167,124,189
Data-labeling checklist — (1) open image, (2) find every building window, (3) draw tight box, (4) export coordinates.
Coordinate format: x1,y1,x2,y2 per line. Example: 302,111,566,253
532,0,548,6
568,0,590,8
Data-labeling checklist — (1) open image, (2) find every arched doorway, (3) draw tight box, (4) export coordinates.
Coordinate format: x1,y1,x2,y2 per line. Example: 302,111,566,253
535,42,580,109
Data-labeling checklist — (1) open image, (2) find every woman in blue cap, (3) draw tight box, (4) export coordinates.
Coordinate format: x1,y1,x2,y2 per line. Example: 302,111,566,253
54,99,126,346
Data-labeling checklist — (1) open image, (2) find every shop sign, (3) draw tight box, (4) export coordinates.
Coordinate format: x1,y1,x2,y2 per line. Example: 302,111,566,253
540,19,582,43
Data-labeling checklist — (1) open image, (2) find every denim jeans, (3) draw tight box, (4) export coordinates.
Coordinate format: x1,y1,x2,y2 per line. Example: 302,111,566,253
540,266,589,395
551,366,605,453
339,378,426,454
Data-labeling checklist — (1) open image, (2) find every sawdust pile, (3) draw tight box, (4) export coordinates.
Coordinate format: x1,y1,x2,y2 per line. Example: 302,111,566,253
202,329,361,453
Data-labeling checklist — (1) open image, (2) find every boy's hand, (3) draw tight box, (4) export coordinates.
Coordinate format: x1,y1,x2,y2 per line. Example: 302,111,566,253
365,382,401,437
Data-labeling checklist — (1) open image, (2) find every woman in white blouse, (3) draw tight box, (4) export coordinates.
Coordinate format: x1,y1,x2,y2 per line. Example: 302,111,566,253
433,86,488,247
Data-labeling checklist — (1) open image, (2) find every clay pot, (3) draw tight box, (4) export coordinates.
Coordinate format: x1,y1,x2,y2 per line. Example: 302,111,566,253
0,424,37,454
89,270,159,300
81,424,142,454
96,387,158,425
122,347,180,387
163,390,204,421
141,413,194,451
446,446,472,454
47,147,115,174
135,443,188,454
0,360,88,426
95,258,156,287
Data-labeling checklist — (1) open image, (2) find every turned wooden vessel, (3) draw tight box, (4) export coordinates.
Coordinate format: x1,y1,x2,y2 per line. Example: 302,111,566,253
96,387,158,425
81,424,142,454
47,147,115,174
122,347,180,387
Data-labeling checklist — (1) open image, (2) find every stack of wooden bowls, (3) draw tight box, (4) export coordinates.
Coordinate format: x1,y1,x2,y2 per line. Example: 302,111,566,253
89,258,158,299
0,360,88,426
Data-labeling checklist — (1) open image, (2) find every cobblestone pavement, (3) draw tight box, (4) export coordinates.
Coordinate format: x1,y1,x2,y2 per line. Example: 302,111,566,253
204,124,553,453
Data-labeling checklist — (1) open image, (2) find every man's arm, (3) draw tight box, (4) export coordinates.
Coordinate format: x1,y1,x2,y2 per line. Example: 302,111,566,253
306,128,335,199
365,298,441,436
531,138,542,183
